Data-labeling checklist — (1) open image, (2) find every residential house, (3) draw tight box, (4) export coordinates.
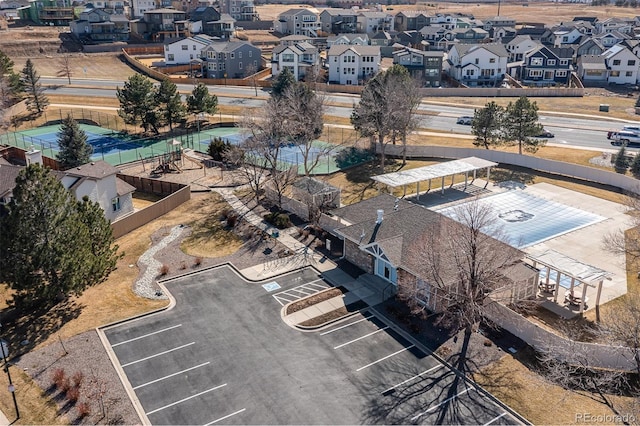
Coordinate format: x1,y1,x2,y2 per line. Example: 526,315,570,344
519,45,573,86
595,17,634,35
394,30,424,50
603,44,638,85
576,37,605,57
218,0,258,21
326,33,369,47
452,27,488,43
550,25,583,47
593,30,629,49
189,7,234,39
319,8,358,35
429,13,456,30
327,194,536,312
482,15,516,30
327,44,380,85
577,54,607,85
491,26,516,42
620,39,640,59
163,34,215,65
70,8,130,42
80,0,127,15
446,43,508,87
201,40,261,78
418,25,453,51
19,0,75,25
279,34,313,46
516,26,553,44
274,8,320,37
130,0,155,18
393,10,429,32
505,34,539,62
357,10,393,35
393,46,443,87
271,41,319,81
0,152,135,222
137,8,188,41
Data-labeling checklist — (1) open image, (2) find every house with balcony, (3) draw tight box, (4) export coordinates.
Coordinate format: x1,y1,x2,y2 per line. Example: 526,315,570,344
595,17,634,35
20,0,75,25
274,8,320,37
452,27,488,43
188,6,234,39
326,33,369,47
271,41,319,81
327,44,380,85
131,0,156,18
356,11,393,35
593,30,629,49
393,46,443,87
483,15,515,30
319,8,358,35
429,13,456,30
135,8,188,41
602,44,638,85
70,8,130,42
505,35,539,62
394,10,429,32
446,42,508,87
550,25,583,47
163,34,216,64
201,40,261,79
81,0,127,15
577,54,607,85
418,25,453,51
218,0,258,21
519,45,573,86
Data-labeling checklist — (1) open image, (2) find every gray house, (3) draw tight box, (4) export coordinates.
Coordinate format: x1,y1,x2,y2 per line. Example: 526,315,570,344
393,46,443,87
70,8,130,42
201,40,261,79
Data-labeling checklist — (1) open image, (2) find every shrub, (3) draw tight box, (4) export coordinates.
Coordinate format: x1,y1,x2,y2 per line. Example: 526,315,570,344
66,386,79,403
220,208,230,220
71,371,84,389
614,145,631,173
179,261,187,270
61,378,72,394
483,339,493,347
264,212,292,229
160,264,169,276
226,214,238,228
52,368,66,388
77,401,90,418
194,257,202,267
302,229,310,238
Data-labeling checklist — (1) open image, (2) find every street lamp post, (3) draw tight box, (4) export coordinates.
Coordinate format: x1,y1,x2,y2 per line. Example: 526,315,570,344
0,326,19,420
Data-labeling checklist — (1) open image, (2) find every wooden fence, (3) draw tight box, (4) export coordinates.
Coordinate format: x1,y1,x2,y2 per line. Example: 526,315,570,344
111,183,191,239
117,174,187,195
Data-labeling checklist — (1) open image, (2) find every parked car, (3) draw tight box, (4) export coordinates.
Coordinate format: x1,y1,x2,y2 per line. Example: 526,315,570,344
534,129,555,138
456,116,473,125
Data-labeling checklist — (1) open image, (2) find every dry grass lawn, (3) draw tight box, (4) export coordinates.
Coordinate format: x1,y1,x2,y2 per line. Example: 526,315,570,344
12,53,136,82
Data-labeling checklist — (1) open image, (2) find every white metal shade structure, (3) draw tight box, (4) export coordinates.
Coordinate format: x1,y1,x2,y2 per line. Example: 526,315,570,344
528,249,613,314
370,157,497,198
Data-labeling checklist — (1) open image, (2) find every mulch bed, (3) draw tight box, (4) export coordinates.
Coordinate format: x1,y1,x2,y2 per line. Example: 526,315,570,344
285,286,346,315
298,300,368,327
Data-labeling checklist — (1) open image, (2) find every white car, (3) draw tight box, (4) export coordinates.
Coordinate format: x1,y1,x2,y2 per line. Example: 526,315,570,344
456,116,473,125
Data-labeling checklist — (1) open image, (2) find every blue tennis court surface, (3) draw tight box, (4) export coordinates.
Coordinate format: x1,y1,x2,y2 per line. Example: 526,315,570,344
435,191,606,248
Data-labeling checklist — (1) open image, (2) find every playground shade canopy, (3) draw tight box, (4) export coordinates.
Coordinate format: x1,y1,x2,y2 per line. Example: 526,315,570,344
370,157,497,187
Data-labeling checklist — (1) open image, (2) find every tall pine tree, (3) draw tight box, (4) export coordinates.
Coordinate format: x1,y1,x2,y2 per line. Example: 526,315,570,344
0,164,121,308
56,114,93,170
21,59,49,116
156,79,186,131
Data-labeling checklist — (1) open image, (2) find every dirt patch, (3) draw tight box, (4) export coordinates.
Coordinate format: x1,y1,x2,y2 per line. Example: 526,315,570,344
285,286,344,315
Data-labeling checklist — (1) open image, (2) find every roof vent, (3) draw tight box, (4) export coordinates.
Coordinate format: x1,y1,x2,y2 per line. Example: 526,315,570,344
376,209,384,224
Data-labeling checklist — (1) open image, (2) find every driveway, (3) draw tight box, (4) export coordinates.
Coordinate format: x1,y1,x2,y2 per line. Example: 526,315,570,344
103,265,525,425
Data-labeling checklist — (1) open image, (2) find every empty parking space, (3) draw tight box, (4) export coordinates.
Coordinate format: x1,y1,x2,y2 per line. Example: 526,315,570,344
103,266,525,425
272,279,332,306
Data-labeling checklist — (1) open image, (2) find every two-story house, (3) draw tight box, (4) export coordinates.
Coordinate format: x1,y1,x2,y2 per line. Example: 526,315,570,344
393,46,443,87
576,37,605,57
319,8,358,35
218,0,258,21
189,6,234,39
452,27,489,43
595,17,634,35
137,8,188,41
593,30,629,49
394,10,429,32
482,15,516,31
602,44,638,85
164,34,216,65
274,8,320,37
70,8,130,42
519,45,573,86
19,0,75,25
505,35,539,62
327,44,381,85
446,43,508,87
271,41,319,81
201,40,261,79
357,11,393,35
326,33,369,47
429,13,456,30
418,25,453,51
577,54,608,85
550,25,583,47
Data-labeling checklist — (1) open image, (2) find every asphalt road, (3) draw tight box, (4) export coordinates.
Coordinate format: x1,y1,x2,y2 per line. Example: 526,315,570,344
103,265,525,425
41,77,637,152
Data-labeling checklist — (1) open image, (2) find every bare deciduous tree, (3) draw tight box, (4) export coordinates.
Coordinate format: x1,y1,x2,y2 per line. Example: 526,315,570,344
599,292,640,376
244,63,259,97
603,191,640,265
57,53,73,85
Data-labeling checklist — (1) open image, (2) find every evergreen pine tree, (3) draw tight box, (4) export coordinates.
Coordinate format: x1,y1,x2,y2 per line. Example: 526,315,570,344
56,114,93,170
615,145,630,174
20,59,49,115
631,152,640,178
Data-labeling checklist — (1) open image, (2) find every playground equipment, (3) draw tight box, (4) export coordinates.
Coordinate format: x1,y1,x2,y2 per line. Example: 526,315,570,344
150,139,204,175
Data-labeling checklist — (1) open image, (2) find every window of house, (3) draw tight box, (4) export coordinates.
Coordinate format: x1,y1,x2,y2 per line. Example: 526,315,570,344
489,57,495,63
529,69,543,77
230,52,235,59
613,59,621,65
560,59,568,66
556,70,567,77
282,54,294,62
239,62,243,69
254,60,257,68
249,51,252,57
629,60,636,66
193,45,196,50
112,197,121,212
212,63,217,70
626,71,633,77
239,52,242,59
530,57,543,66
474,58,479,64
611,70,620,77
547,59,556,66
168,54,174,61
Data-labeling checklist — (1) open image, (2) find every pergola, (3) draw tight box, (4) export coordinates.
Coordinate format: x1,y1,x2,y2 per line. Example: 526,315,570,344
528,249,612,314
370,157,498,198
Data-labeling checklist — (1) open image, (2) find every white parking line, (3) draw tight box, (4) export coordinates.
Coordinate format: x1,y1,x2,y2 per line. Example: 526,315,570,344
356,345,415,372
381,364,444,394
334,327,389,349
483,412,507,426
133,362,210,390
203,408,247,425
112,324,182,347
121,342,195,367
320,315,373,335
411,387,470,421
146,383,228,415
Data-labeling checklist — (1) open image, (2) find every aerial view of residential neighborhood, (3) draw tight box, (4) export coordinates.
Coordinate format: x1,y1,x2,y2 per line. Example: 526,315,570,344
2,0,640,422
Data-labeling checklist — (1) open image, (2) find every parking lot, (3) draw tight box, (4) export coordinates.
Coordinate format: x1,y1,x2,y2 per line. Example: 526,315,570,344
103,265,525,425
